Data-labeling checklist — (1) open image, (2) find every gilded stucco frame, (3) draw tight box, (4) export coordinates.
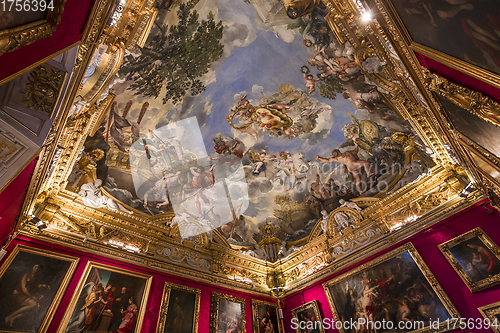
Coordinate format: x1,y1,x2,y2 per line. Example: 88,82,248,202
439,227,500,292
55,261,152,333
322,243,460,333
478,301,500,333
0,0,67,57
290,300,325,333
376,0,500,90
251,299,283,333
421,68,500,198
210,292,246,333
156,282,201,333
0,244,79,333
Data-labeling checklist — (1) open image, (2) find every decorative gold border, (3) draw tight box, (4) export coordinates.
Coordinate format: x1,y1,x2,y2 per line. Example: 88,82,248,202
379,0,500,90
323,243,460,333
422,67,500,129
439,227,500,292
0,0,67,57
156,282,201,333
0,244,79,333
251,299,282,333
210,292,246,333
55,261,152,333
290,300,325,333
478,301,500,333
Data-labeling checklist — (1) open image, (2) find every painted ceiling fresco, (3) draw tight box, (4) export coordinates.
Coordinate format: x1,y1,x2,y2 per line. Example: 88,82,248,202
75,0,433,246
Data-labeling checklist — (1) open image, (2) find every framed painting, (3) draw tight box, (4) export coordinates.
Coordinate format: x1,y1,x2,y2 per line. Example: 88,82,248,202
439,227,500,292
291,300,324,333
210,292,246,333
323,243,459,333
156,282,201,333
0,0,67,56
381,0,500,88
251,299,282,333
56,261,152,333
0,244,79,333
478,301,500,333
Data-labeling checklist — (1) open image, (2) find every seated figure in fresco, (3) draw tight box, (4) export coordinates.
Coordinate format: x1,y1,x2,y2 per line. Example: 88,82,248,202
283,0,322,19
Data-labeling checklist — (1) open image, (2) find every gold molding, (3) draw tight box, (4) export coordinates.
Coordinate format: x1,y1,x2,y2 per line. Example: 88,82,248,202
0,244,79,333
422,67,500,128
156,282,201,333
438,227,500,292
55,261,153,333
210,292,246,333
323,243,461,333
290,300,325,333
478,301,500,333
0,0,67,57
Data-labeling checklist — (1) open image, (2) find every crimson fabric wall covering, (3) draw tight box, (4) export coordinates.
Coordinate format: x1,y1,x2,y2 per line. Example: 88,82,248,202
1,235,277,333
0,0,95,83
280,201,500,333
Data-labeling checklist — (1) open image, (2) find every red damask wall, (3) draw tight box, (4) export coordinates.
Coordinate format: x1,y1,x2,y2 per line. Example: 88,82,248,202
1,235,278,333
0,0,95,83
280,200,500,333
416,52,500,102
0,158,38,246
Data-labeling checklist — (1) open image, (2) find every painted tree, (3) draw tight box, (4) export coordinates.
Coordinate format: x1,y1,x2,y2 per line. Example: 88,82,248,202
120,1,224,104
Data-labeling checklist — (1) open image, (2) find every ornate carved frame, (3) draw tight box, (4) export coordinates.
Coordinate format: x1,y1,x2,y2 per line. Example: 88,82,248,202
210,292,246,333
156,282,201,333
323,243,460,333
55,261,153,333
374,0,500,90
8,0,490,299
290,300,325,333
439,227,500,292
0,0,67,57
0,244,79,333
478,301,500,333
251,299,283,333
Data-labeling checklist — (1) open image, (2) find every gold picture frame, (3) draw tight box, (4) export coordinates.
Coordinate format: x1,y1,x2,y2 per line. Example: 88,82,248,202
439,227,500,292
478,301,500,333
0,244,79,333
210,292,246,333
378,0,500,89
290,300,325,333
55,261,152,333
251,299,282,333
156,282,201,333
0,0,67,57
323,243,460,333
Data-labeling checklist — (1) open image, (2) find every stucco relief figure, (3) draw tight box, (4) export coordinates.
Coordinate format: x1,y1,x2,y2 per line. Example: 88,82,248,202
278,241,303,258
79,180,133,214
339,199,362,212
389,160,429,194
333,211,358,235
320,210,329,233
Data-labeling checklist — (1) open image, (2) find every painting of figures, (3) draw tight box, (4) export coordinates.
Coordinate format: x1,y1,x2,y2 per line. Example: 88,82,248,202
439,227,500,292
0,245,78,333
69,0,433,247
57,262,151,333
251,300,281,333
291,300,324,333
437,95,500,158
156,282,201,333
389,0,500,76
323,243,459,333
210,292,246,333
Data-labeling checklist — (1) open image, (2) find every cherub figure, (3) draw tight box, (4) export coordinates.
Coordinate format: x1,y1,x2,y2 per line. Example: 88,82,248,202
303,72,320,94
314,143,374,193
